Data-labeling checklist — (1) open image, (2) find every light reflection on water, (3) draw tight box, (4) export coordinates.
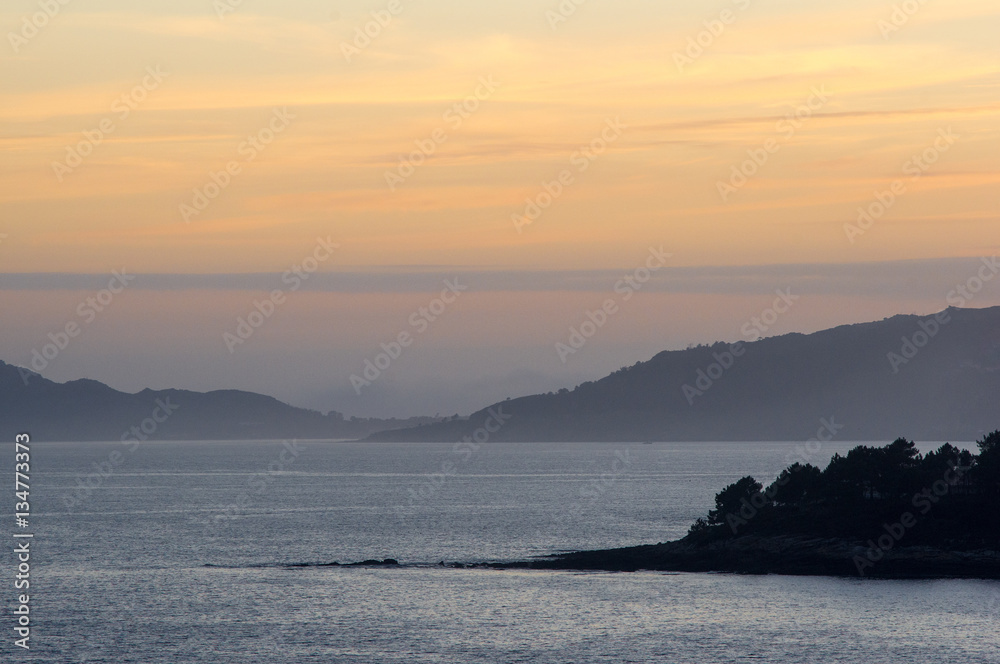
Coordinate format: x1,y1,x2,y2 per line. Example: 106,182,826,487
25,440,1000,663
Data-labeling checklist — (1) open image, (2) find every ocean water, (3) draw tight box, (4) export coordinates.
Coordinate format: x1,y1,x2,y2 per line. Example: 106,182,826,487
11,440,1000,663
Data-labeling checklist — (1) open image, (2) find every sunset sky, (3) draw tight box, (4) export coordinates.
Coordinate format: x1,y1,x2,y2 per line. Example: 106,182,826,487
2,0,998,416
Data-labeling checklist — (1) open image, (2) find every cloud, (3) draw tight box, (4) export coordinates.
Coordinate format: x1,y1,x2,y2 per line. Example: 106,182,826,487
0,256,991,300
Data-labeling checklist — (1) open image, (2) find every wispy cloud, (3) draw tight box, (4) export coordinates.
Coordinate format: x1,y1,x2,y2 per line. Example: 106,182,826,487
1,257,992,300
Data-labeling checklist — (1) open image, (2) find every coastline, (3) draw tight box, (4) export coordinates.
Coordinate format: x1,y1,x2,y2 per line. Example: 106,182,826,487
488,536,1000,579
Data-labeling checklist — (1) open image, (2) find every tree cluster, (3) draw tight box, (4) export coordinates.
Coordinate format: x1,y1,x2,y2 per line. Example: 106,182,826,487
688,432,1000,548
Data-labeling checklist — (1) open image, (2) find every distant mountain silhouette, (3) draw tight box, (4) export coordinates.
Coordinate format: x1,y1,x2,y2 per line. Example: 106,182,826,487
370,306,1000,442
0,362,439,441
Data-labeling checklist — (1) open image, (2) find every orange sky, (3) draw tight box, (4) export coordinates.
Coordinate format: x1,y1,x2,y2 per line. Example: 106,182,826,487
1,0,998,415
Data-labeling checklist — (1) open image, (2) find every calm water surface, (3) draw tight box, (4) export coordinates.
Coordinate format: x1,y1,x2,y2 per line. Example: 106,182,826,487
12,441,1000,663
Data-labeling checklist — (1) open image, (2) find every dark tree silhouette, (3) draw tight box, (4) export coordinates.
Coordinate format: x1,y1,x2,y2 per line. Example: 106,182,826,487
707,476,762,526
976,430,1000,497
767,463,822,506
690,435,999,548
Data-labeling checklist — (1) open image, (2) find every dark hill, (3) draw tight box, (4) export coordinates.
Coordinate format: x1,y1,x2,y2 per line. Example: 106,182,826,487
370,306,1000,442
0,362,438,441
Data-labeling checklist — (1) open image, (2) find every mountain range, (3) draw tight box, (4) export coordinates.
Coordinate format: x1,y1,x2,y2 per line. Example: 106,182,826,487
370,306,1000,442
0,362,438,442
3,306,998,442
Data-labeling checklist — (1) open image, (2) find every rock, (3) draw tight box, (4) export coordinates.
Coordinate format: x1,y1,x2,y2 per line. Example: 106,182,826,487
514,536,1000,579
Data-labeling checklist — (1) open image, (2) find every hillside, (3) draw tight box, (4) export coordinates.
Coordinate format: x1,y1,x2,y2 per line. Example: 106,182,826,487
0,362,438,441
370,306,1000,442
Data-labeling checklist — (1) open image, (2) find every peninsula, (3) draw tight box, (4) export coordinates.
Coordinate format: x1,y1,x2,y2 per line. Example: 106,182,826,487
503,434,1000,578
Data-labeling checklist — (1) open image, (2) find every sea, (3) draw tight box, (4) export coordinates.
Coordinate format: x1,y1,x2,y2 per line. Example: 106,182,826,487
11,440,1000,663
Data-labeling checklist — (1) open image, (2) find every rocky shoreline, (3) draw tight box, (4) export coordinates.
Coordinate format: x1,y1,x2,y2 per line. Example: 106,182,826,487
486,536,1000,579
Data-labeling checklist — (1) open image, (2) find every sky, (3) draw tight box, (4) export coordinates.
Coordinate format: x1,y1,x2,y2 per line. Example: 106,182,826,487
1,0,998,417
